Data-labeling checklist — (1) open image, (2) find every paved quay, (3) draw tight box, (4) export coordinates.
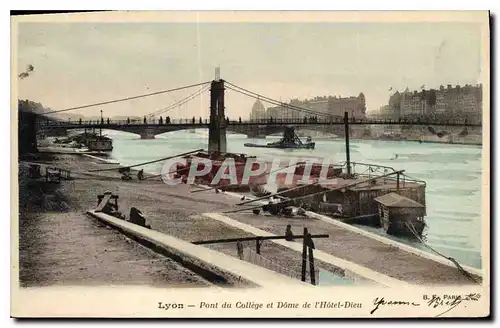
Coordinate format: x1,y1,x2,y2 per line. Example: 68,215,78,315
18,211,210,287
219,211,482,286
88,210,311,288
18,160,213,288
203,212,407,287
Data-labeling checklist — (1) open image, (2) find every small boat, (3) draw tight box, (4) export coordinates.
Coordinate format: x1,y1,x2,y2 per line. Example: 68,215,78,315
244,142,315,149
244,127,315,150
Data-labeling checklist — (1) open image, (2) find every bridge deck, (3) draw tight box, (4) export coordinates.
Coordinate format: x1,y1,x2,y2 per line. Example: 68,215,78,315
39,117,481,129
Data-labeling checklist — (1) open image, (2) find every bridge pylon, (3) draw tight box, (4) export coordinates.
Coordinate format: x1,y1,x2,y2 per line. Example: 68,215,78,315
208,79,227,153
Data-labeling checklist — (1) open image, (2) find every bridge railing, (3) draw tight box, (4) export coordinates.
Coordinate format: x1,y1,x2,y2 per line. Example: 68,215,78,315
38,116,482,128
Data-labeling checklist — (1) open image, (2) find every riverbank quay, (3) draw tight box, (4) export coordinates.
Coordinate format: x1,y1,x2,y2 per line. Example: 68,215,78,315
18,152,352,286
18,151,482,287
344,134,482,146
87,210,311,288
200,187,482,286
19,153,328,286
214,208,481,286
17,159,210,287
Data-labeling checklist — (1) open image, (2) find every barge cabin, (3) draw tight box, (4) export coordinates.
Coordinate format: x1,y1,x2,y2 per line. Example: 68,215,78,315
374,192,426,237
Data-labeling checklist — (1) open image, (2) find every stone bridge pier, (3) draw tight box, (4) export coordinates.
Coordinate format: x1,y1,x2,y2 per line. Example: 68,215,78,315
139,127,157,140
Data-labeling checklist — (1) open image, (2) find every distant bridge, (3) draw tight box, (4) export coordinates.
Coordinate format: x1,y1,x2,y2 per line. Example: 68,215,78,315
34,79,483,152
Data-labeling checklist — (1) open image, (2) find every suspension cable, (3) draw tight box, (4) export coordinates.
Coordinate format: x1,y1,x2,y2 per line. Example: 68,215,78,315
146,84,210,118
225,81,332,118
226,85,331,118
226,85,330,118
44,81,211,115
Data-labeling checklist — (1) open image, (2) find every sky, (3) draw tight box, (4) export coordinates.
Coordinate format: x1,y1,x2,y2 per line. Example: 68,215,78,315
15,20,484,120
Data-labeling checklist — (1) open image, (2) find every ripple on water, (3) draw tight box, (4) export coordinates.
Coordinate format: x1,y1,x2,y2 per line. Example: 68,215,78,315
427,188,477,197
428,216,474,223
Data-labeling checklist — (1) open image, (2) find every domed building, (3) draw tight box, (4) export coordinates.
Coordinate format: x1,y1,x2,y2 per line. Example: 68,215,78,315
249,99,266,121
357,92,366,117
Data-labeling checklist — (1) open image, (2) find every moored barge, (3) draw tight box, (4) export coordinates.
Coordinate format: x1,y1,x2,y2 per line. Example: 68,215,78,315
244,127,315,149
87,135,113,151
374,192,426,236
270,161,428,237
174,150,340,192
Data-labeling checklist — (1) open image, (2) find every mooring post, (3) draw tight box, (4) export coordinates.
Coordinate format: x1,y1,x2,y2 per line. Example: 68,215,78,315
304,230,317,285
396,172,400,192
256,237,261,255
236,241,244,260
308,243,316,286
344,111,351,176
301,227,308,282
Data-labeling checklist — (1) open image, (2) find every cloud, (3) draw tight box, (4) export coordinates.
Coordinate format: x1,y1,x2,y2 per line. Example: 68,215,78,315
16,22,482,116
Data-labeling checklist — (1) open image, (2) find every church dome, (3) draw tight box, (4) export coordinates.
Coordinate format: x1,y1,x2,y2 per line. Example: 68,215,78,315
250,99,266,120
252,99,265,112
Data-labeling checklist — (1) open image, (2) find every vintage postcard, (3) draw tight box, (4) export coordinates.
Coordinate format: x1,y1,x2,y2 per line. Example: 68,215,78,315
11,11,490,318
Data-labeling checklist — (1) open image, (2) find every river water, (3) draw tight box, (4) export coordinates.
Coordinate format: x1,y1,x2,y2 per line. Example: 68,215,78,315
102,129,483,272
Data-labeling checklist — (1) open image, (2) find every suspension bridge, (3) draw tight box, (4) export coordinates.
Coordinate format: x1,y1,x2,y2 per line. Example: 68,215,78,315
34,79,482,153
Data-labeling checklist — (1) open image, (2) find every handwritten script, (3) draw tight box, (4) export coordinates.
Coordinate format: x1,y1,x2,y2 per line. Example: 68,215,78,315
370,293,481,316
370,297,420,314
424,293,481,317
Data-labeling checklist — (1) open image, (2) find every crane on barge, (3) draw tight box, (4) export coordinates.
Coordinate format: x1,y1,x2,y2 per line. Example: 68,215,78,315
244,126,315,149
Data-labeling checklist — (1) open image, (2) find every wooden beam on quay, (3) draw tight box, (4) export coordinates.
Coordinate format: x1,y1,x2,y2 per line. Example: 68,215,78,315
192,234,329,245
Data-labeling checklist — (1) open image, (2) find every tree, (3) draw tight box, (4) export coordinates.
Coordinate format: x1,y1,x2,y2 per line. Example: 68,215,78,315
18,99,40,155
166,116,171,124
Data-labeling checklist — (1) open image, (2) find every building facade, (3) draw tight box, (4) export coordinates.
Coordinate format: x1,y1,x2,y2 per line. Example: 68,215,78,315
396,84,482,119
262,93,366,120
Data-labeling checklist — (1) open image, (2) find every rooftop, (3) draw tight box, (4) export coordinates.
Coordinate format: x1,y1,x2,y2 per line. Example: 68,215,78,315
374,192,425,208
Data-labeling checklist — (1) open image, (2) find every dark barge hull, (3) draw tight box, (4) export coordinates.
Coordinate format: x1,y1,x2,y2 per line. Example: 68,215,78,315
243,142,315,149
